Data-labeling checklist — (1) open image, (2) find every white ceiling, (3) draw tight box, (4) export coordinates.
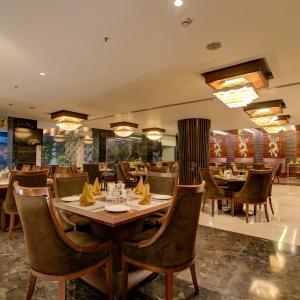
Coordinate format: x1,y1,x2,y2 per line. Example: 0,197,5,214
1,0,300,135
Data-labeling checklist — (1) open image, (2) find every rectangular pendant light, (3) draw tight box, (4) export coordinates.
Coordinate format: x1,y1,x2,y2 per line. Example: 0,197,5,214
244,100,286,117
213,83,258,108
251,115,290,127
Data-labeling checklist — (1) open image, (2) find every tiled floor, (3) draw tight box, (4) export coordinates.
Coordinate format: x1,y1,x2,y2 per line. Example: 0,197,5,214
200,183,300,246
1,226,300,300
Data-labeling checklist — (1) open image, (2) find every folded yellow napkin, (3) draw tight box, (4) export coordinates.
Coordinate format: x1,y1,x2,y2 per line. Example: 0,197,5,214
138,184,152,205
134,176,144,195
92,177,102,196
80,183,96,206
244,170,249,179
232,165,238,172
219,169,224,177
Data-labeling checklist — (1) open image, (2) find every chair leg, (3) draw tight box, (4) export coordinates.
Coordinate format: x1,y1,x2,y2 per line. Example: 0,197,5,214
245,203,249,223
269,197,274,215
201,197,206,212
8,213,15,240
58,280,66,300
264,204,270,222
254,205,257,216
190,263,199,295
106,259,113,300
0,209,5,231
26,272,37,300
211,200,215,217
121,259,128,300
231,200,235,217
165,271,173,300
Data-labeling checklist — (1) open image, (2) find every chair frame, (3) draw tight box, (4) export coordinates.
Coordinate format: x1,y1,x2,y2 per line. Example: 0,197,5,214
13,182,113,300
231,169,272,223
121,184,204,300
1,170,48,239
53,172,89,231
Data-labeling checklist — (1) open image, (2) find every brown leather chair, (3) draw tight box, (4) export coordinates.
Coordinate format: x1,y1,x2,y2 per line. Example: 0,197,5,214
199,168,229,217
1,170,48,239
146,171,178,196
13,182,112,300
231,169,273,223
54,173,90,231
21,164,32,171
121,183,205,300
83,163,101,184
54,166,70,175
116,164,134,189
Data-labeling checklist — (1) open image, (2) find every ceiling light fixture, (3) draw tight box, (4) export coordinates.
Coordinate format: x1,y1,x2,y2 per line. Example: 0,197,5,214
110,122,138,138
82,136,93,145
174,0,183,7
213,83,258,108
251,115,290,127
263,126,284,134
244,100,286,117
40,72,46,76
51,110,88,131
53,134,65,143
143,128,166,141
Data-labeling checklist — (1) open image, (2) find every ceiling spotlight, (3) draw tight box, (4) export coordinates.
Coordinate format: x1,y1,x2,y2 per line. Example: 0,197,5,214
206,42,222,51
39,72,46,76
174,0,183,7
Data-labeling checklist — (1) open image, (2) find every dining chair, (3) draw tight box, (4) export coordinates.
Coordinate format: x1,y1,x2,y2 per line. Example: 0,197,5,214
13,182,113,300
54,166,70,175
116,164,134,189
231,169,273,223
121,162,135,180
121,183,205,300
199,168,229,217
31,165,41,171
275,162,282,184
1,170,48,239
252,163,266,170
146,171,178,196
54,173,90,231
21,164,32,172
83,163,101,184
268,167,278,215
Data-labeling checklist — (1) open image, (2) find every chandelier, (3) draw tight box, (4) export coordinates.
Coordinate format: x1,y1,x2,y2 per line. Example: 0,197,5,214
51,110,88,132
53,134,65,143
263,126,284,134
110,122,138,138
143,128,165,141
82,136,93,145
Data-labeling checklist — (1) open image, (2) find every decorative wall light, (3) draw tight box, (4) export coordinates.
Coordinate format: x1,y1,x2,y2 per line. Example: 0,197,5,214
51,110,88,131
202,58,273,108
251,115,290,127
82,136,93,145
110,122,138,138
244,100,286,117
143,128,166,141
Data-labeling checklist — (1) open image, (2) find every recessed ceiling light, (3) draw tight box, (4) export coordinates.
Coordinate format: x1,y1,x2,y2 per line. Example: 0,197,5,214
206,42,222,51
40,72,46,76
180,17,193,27
174,0,183,7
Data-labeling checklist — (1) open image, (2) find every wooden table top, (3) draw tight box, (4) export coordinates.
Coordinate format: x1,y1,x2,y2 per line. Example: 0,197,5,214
0,178,53,189
52,195,171,227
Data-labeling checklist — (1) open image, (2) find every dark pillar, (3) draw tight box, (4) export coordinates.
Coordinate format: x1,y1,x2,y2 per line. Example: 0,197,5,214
177,118,211,185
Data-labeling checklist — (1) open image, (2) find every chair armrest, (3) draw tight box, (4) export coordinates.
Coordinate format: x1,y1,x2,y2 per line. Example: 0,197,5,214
47,197,112,253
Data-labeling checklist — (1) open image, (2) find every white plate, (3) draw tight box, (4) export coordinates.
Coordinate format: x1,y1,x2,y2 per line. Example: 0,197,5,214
152,194,172,200
61,195,80,202
105,205,129,213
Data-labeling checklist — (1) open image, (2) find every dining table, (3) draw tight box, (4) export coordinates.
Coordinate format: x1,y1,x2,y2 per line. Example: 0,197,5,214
52,191,172,297
213,175,247,215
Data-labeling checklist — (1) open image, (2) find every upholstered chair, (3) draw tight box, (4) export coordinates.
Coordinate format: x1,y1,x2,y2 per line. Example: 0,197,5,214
199,168,229,217
252,163,266,170
21,164,32,171
121,162,136,182
146,171,178,196
54,166,70,175
275,162,282,183
54,173,90,231
121,183,205,300
231,169,273,223
83,163,101,184
147,165,168,173
13,182,112,300
1,170,48,239
31,165,41,171
116,164,134,188
268,167,278,215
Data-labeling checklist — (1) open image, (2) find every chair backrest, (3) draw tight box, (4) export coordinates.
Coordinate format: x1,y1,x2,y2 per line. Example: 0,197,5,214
83,163,100,184
54,166,70,175
31,165,41,172
140,183,205,267
147,165,168,173
252,163,266,170
116,164,130,183
199,168,224,197
13,182,81,274
54,172,88,198
21,164,31,172
268,166,278,197
276,163,282,176
3,170,48,213
234,169,273,202
146,172,178,196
